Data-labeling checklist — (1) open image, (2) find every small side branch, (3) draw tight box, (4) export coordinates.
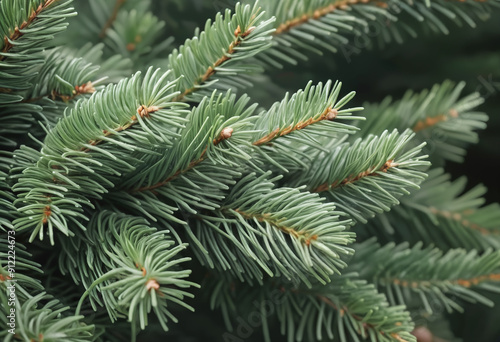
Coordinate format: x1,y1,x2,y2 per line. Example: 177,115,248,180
134,127,234,192
99,0,126,39
234,209,319,246
273,0,385,35
317,294,409,342
412,109,458,132
174,26,255,102
82,104,159,153
390,273,500,288
1,0,57,61
253,107,338,146
313,159,398,193
429,206,499,236
23,81,96,103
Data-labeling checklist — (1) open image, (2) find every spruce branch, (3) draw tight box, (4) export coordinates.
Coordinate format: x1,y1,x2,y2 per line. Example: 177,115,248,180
207,273,416,342
12,68,189,243
0,293,94,342
361,168,500,250
252,80,363,146
349,240,500,313
287,129,429,223
167,2,275,102
0,0,76,147
0,0,75,89
0,0,70,61
188,173,355,286
105,90,257,221
359,80,487,163
251,0,500,65
272,0,385,36
59,211,198,333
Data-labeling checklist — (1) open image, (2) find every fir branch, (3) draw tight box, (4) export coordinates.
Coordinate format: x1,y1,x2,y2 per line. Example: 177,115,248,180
233,209,320,246
360,168,500,250
273,0,385,36
189,173,355,285
134,126,234,193
428,206,500,236
0,293,94,341
61,211,198,332
173,25,257,102
0,0,75,99
349,240,500,313
252,80,362,146
0,0,59,61
102,91,256,224
12,68,189,243
167,2,275,102
207,273,416,342
287,129,429,223
121,90,256,194
313,159,399,193
252,0,500,65
359,80,487,162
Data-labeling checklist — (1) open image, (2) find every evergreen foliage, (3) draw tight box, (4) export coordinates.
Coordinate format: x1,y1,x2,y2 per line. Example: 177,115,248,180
0,0,499,341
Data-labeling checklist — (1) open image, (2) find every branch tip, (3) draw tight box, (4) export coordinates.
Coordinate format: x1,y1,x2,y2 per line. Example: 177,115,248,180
146,279,160,291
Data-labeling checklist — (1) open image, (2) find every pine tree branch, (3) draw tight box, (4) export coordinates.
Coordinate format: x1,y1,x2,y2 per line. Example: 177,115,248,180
23,81,96,103
12,68,188,242
166,3,274,102
233,209,319,245
359,81,487,162
81,104,160,153
173,25,256,102
253,107,339,146
273,0,387,36
208,274,416,342
359,168,500,250
412,108,459,132
251,80,361,150
350,240,500,313
313,159,399,192
0,0,59,62
389,273,500,289
286,129,428,223
99,0,126,39
317,294,411,342
134,127,234,192
428,206,500,236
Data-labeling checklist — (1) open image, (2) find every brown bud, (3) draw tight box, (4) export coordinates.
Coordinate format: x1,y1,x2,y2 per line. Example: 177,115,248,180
221,127,234,139
326,108,338,120
146,279,160,291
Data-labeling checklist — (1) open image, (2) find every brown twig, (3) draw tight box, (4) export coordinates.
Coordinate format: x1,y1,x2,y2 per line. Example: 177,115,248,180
99,0,126,39
0,0,57,61
133,127,234,192
81,104,159,153
313,159,398,193
253,107,338,146
391,273,500,288
273,0,386,36
173,25,255,102
412,109,459,132
316,294,409,341
429,207,499,235
234,209,319,245
23,81,96,103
